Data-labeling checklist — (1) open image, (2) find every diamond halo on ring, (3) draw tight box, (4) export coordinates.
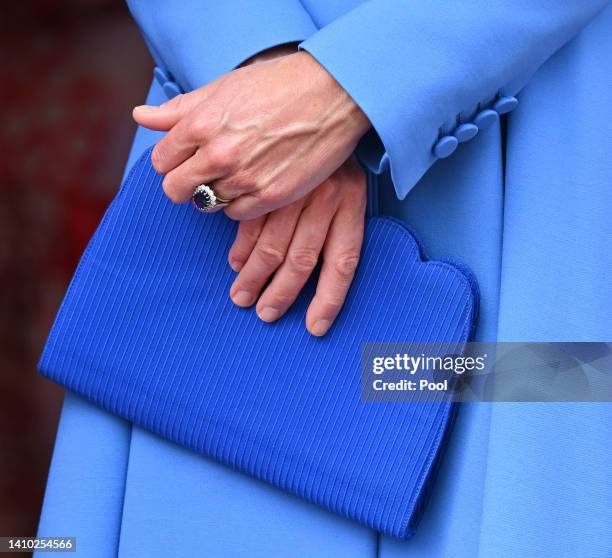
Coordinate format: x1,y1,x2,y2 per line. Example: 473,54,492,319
192,184,231,213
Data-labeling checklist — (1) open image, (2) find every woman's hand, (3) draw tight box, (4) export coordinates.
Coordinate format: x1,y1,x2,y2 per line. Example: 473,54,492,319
133,51,370,220
228,156,366,336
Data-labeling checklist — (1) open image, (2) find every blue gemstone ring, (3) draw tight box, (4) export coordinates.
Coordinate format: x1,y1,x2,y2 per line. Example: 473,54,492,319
192,184,232,213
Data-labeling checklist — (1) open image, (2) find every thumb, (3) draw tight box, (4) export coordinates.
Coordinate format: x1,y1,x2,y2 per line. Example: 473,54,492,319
132,90,199,131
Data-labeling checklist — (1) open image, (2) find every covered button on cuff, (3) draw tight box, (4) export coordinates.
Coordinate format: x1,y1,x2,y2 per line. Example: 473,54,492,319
153,67,184,99
473,109,498,130
153,67,170,87
162,81,182,99
493,95,519,114
433,135,458,159
454,123,478,143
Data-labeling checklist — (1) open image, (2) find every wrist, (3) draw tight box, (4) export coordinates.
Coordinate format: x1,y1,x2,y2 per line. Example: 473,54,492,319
297,51,371,143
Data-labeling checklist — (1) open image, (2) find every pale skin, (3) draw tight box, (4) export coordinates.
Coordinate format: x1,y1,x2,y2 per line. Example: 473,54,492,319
133,46,371,336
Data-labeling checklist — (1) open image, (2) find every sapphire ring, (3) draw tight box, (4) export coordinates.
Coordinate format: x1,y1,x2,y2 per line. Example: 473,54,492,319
192,184,232,213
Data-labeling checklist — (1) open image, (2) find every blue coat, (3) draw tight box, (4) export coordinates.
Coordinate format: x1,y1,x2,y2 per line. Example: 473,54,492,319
36,1,612,557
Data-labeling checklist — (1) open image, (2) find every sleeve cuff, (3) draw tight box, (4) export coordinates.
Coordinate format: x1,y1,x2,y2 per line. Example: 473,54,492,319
183,1,318,87
299,1,438,200
300,0,608,199
131,0,317,90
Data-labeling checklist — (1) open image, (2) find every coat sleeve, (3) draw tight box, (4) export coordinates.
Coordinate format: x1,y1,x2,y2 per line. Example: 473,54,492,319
126,0,317,91
299,0,611,199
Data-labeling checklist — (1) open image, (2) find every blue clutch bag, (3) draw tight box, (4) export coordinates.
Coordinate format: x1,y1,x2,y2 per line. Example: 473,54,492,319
39,147,478,539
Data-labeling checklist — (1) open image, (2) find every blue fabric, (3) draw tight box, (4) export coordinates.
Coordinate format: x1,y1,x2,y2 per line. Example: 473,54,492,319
38,147,478,540
299,0,609,198
36,396,130,558
36,1,612,556
128,0,609,199
127,0,317,90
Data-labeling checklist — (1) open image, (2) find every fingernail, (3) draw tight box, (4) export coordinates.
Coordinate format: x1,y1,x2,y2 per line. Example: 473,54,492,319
311,319,331,337
232,290,254,307
258,307,281,323
133,105,157,114
229,258,244,272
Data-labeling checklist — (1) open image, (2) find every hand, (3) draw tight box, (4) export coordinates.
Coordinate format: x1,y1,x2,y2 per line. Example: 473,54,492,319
133,51,370,220
227,156,366,336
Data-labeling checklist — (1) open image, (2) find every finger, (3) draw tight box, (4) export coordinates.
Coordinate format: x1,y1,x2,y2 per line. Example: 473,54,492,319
224,187,305,221
305,189,366,337
132,91,202,131
255,186,338,323
224,193,266,221
229,199,304,308
161,148,228,204
228,216,266,272
150,116,204,175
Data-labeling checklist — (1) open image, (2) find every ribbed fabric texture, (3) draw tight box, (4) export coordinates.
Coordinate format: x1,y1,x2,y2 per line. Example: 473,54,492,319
39,148,478,539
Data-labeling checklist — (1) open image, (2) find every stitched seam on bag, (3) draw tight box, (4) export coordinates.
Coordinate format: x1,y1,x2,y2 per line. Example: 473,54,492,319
400,402,456,538
374,218,477,339
373,217,476,538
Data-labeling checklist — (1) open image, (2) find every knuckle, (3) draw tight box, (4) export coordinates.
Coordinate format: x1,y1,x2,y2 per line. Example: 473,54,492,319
288,248,319,273
222,142,240,164
162,180,183,204
265,291,294,308
320,296,343,311
261,187,284,208
255,242,286,267
313,292,344,314
228,168,251,190
189,115,210,139
333,253,360,279
209,148,234,173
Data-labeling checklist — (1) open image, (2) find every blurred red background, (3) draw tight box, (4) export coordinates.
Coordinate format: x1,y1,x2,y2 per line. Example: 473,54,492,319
0,0,151,541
